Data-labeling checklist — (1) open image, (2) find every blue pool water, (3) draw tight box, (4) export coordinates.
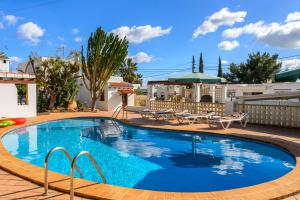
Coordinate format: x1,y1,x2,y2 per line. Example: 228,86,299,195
1,118,296,192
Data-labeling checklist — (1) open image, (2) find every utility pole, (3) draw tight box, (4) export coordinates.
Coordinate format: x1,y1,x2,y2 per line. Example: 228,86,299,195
56,45,65,58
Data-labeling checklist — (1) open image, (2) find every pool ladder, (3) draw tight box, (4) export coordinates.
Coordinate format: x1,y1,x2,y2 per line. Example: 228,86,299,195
112,106,128,119
44,147,106,200
112,106,123,119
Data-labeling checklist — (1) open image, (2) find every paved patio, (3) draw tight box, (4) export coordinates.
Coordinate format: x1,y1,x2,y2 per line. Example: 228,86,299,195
0,111,299,200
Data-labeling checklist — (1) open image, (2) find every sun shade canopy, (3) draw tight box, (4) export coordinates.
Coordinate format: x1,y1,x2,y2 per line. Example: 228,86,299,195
168,73,227,83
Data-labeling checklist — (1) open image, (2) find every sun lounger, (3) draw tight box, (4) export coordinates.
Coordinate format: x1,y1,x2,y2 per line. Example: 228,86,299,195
140,108,172,119
140,108,156,118
177,111,215,125
174,109,189,117
152,108,175,120
208,113,248,129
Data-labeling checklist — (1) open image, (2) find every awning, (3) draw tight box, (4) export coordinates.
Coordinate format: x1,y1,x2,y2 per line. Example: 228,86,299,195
168,73,227,83
110,82,133,87
275,68,300,82
118,89,134,94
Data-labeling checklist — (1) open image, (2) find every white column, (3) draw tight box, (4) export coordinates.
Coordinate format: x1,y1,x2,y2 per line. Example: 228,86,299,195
164,85,168,101
195,83,201,102
147,84,155,100
221,85,227,103
210,84,216,103
147,84,155,108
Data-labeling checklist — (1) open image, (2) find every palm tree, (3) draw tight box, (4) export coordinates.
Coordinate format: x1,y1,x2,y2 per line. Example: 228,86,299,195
119,58,142,83
81,27,128,111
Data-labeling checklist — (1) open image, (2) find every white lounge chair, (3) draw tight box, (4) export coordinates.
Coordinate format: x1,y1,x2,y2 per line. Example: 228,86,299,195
140,108,168,118
174,109,189,117
140,108,155,118
177,111,215,125
152,108,175,120
208,113,249,129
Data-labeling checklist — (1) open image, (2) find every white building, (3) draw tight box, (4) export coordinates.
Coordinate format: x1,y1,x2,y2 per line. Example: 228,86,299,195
77,76,135,111
0,58,10,72
0,72,36,118
227,82,300,100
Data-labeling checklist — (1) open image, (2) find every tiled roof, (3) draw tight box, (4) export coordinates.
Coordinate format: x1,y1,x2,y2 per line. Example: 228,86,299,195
110,82,133,88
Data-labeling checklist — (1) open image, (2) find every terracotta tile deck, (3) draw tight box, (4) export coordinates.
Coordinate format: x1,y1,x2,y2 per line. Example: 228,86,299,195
0,111,299,200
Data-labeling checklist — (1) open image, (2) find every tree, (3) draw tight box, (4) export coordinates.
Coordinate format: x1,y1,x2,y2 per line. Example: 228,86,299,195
199,52,204,73
117,58,143,85
81,27,128,111
218,56,222,77
223,52,281,83
0,52,7,59
29,54,81,111
192,55,196,73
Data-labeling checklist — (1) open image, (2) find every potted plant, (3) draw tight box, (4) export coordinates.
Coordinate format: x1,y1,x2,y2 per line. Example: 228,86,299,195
66,80,79,112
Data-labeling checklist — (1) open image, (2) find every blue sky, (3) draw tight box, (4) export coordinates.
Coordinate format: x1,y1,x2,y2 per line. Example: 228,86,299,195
1,0,300,85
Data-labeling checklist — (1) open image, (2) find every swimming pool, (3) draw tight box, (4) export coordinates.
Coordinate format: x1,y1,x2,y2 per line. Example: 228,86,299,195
2,117,296,192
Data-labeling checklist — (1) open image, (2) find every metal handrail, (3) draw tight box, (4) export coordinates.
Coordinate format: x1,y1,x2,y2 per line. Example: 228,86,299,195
112,106,123,118
44,147,83,194
70,151,106,200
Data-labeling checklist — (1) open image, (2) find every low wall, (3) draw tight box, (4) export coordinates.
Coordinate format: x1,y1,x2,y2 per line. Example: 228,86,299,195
235,103,300,127
150,101,225,116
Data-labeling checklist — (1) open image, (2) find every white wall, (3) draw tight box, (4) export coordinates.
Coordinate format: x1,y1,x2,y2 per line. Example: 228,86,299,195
227,82,300,98
127,93,134,107
77,77,135,111
0,59,9,72
107,87,122,111
76,79,107,110
0,83,36,117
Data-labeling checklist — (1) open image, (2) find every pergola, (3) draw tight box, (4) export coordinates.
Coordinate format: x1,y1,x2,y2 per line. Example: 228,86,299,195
147,73,227,103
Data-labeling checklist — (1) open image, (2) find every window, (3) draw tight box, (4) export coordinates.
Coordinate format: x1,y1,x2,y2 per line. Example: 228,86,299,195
243,92,263,96
16,84,28,105
99,91,105,101
227,91,235,98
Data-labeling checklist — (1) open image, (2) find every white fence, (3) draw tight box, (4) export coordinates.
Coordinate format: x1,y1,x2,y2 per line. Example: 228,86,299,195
235,104,300,127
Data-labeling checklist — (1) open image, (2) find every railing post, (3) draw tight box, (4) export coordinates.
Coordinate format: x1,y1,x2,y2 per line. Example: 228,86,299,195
70,151,107,200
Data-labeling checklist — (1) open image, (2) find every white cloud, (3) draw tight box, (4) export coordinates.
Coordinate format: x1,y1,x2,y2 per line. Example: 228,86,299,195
193,8,246,38
218,40,240,51
3,15,18,25
111,25,172,44
9,56,21,63
280,58,300,71
130,52,153,63
286,12,300,22
17,22,45,45
222,21,264,38
71,28,79,35
222,12,300,49
47,41,53,46
57,36,64,41
221,60,229,65
74,36,82,42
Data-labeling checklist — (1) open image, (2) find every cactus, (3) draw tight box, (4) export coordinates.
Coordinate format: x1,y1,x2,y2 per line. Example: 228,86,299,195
81,27,128,111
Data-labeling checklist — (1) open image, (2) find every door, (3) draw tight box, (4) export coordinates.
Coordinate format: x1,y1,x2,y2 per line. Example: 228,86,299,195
122,94,128,107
